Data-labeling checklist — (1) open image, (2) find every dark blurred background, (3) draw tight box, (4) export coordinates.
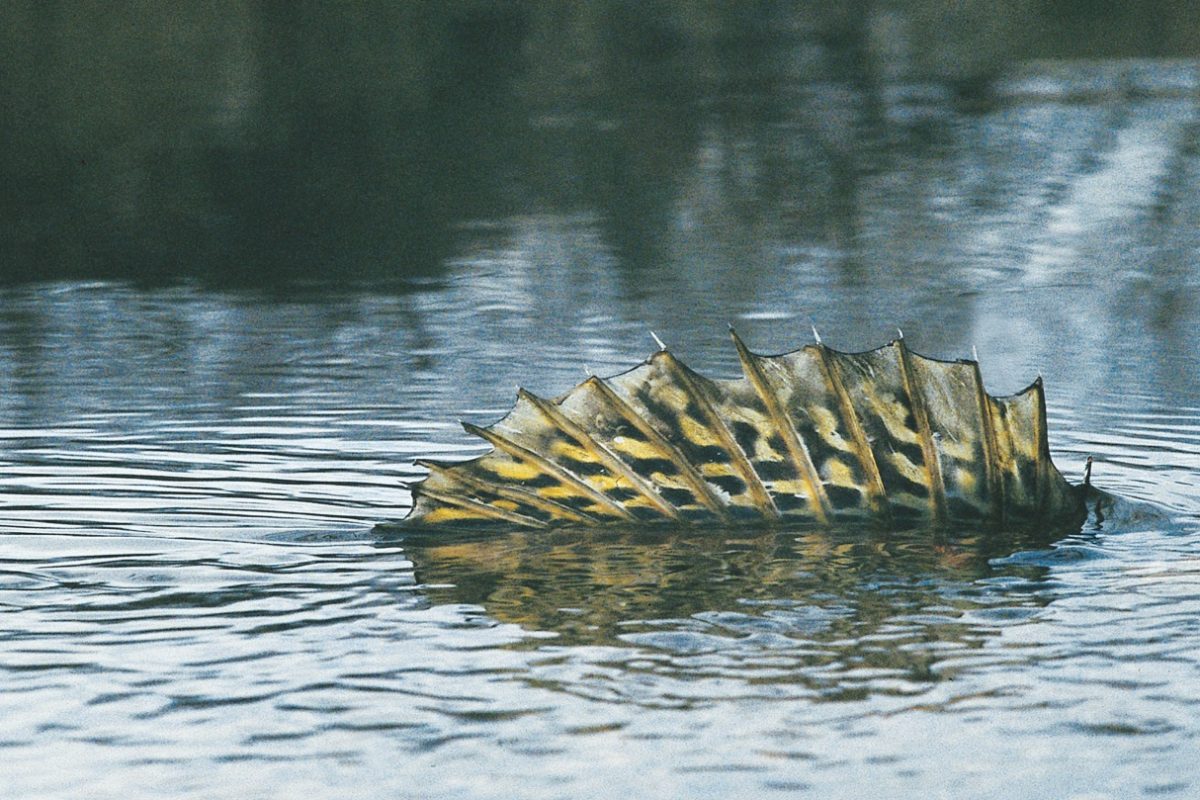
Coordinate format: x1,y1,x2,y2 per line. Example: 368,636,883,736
2,0,1198,287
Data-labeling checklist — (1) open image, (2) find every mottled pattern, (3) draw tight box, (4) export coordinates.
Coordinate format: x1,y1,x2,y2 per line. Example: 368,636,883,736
407,337,1081,529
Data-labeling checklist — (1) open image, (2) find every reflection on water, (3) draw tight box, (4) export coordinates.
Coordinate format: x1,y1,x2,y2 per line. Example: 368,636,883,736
397,525,1077,704
399,525,1053,651
3,2,1199,285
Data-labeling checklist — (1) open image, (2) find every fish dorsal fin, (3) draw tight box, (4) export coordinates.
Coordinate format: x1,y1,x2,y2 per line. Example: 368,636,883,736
406,336,1081,529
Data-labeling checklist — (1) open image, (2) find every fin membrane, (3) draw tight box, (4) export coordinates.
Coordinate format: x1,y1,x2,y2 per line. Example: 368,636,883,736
406,336,1080,529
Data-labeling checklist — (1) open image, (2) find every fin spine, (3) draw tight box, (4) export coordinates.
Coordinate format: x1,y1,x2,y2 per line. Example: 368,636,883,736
463,422,635,521
969,362,1005,522
1032,378,1049,515
815,344,890,519
519,389,680,520
586,377,731,520
415,459,596,524
657,351,780,517
414,486,549,529
731,330,830,522
893,340,947,523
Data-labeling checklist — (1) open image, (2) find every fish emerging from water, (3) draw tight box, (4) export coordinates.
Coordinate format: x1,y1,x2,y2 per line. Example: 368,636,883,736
404,332,1090,530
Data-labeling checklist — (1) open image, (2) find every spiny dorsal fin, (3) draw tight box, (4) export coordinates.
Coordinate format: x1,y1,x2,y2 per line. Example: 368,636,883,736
405,335,1082,530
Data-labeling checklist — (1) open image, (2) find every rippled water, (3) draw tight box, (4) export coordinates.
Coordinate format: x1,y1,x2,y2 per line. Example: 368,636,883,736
4,60,1200,799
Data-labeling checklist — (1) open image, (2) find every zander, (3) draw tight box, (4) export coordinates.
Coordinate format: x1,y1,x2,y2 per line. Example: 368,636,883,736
405,332,1087,530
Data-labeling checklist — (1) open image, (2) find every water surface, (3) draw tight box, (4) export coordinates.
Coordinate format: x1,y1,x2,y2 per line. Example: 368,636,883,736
3,60,1200,799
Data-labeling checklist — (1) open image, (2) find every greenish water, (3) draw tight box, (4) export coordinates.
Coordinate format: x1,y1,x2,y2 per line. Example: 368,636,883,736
3,11,1200,799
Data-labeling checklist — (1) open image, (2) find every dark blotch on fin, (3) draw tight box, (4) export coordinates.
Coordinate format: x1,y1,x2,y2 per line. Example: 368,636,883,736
708,474,747,496
660,487,700,507
606,486,640,503
753,459,797,482
692,444,734,464
629,457,682,478
825,485,863,509
772,493,809,512
731,420,760,455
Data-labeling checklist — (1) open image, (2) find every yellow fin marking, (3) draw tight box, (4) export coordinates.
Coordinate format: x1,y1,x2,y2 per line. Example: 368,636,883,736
866,391,922,445
822,458,857,488
808,405,854,453
540,485,585,500
488,460,544,482
679,414,722,447
938,436,977,462
611,436,668,461
887,450,929,486
422,507,488,524
550,440,601,463
699,462,739,478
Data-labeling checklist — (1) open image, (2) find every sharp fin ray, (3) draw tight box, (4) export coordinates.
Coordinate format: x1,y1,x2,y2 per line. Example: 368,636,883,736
585,377,731,520
970,362,1005,521
462,422,635,520
730,330,830,522
893,339,948,523
416,459,596,524
813,343,889,518
414,487,549,529
655,350,779,517
518,388,680,520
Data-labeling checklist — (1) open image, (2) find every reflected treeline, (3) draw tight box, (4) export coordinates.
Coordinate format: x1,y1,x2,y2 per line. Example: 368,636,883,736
395,525,1060,681
2,0,1197,286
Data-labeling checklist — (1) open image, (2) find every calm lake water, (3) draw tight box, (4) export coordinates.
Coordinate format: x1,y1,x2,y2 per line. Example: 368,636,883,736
4,59,1200,799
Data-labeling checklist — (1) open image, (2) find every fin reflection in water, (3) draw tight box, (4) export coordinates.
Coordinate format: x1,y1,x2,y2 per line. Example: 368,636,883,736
389,525,1068,696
